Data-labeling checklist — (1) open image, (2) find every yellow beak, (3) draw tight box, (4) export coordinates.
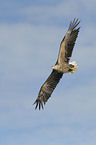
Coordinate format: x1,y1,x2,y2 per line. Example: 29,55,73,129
52,66,54,69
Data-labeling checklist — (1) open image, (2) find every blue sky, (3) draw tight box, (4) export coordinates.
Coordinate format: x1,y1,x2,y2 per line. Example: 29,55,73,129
0,0,96,145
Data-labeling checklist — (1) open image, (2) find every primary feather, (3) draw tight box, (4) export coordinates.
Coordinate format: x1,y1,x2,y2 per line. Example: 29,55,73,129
33,70,63,110
58,18,80,64
33,18,80,110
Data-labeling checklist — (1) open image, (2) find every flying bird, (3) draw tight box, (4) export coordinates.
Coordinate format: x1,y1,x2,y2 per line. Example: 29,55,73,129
33,18,80,110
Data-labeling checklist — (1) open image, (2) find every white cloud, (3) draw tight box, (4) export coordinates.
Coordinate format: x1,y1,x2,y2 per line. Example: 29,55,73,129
19,0,96,25
0,21,95,79
0,1,96,145
0,23,66,82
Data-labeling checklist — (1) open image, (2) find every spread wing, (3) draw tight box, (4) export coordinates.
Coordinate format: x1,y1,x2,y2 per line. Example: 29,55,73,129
33,70,63,110
57,18,80,64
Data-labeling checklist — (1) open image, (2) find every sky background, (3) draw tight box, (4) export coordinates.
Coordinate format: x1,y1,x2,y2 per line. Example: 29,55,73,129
0,0,96,145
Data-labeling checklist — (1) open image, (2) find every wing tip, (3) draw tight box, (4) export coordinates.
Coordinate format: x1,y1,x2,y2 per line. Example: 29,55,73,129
33,99,44,110
69,18,80,30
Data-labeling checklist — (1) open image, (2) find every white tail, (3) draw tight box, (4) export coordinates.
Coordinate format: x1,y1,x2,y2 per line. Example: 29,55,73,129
69,61,78,73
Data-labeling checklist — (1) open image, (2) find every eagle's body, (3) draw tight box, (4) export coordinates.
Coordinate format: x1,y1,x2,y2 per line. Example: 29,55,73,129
33,18,80,110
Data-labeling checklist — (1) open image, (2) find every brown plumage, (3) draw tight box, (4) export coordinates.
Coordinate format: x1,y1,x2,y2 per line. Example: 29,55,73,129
33,18,80,110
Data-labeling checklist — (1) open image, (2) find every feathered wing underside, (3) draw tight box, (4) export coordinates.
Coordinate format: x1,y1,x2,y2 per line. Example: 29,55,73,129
58,18,80,64
33,70,63,110
33,18,80,110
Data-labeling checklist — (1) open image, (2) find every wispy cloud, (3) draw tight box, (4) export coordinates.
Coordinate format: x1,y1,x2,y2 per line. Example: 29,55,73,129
0,0,96,145
19,0,96,25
